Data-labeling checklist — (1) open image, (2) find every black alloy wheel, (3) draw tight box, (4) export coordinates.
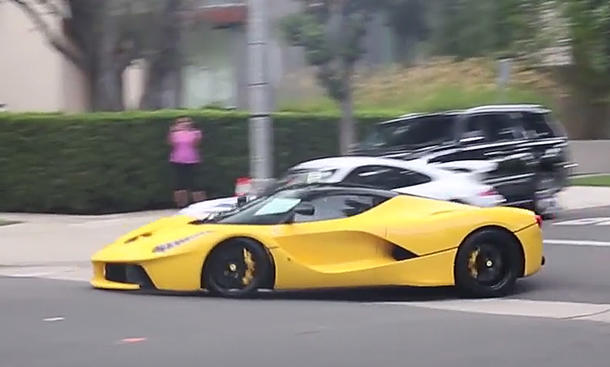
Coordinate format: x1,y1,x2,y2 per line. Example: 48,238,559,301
203,238,272,298
454,229,523,297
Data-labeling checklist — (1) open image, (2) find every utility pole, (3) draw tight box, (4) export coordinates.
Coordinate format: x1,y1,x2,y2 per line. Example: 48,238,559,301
247,0,273,192
497,58,512,103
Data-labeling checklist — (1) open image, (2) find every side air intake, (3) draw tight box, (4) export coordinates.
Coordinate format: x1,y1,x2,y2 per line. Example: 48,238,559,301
391,245,418,261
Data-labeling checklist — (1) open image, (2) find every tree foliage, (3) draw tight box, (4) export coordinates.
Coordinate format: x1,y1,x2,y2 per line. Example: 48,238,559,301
281,0,372,101
281,0,378,154
427,0,546,59
10,0,188,111
557,0,610,137
562,0,610,96
382,0,429,62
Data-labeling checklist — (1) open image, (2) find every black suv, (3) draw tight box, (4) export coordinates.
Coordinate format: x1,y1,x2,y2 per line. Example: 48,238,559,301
353,105,576,214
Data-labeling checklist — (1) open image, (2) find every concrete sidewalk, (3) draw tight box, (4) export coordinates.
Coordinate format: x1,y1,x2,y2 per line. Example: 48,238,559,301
1,186,610,270
0,210,176,267
557,186,610,210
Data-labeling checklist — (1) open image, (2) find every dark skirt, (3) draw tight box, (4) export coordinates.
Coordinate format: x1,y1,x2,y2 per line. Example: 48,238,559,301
172,162,199,190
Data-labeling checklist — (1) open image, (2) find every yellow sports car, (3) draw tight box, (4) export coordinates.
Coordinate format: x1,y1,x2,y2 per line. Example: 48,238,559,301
91,185,544,298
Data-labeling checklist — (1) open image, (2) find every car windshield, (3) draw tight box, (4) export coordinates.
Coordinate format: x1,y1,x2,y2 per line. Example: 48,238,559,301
217,189,303,225
361,115,456,150
260,168,337,195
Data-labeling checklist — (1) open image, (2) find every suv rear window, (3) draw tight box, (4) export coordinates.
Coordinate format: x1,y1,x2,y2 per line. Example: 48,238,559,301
523,112,557,138
461,113,528,142
362,115,456,149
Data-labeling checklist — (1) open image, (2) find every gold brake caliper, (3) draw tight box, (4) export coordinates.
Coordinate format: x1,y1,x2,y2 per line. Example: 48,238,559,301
241,248,256,286
467,248,480,278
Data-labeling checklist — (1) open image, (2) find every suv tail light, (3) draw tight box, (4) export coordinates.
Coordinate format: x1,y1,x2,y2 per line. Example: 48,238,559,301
535,215,543,227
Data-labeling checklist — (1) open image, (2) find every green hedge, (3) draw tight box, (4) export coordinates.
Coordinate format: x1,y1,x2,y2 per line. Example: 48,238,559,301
0,110,392,214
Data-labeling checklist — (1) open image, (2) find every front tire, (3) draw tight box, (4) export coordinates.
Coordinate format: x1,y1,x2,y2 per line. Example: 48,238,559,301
203,238,272,298
454,229,522,298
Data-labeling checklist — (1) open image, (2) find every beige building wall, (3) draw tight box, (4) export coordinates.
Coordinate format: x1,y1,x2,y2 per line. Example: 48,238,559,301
0,1,88,112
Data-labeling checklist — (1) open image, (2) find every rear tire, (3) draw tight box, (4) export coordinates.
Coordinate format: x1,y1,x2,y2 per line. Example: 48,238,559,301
454,229,522,298
203,238,272,298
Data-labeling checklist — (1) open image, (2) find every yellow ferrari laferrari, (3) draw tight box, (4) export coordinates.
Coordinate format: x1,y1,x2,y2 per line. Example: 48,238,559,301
91,185,544,298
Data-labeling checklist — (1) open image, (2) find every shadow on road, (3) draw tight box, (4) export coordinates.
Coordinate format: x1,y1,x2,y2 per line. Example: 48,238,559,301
90,275,546,303
99,286,457,302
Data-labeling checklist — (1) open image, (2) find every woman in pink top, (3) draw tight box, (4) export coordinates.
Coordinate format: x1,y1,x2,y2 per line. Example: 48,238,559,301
168,117,205,208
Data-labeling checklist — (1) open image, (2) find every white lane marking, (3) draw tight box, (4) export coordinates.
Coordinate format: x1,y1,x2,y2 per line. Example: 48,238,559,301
117,337,148,345
544,239,610,247
374,299,610,323
0,266,91,282
43,317,65,322
3,272,53,278
553,217,610,226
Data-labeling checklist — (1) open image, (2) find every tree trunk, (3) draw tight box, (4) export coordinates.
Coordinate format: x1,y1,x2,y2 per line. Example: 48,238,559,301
140,0,183,110
88,68,125,112
581,100,610,139
339,69,356,155
140,62,182,110
87,1,126,111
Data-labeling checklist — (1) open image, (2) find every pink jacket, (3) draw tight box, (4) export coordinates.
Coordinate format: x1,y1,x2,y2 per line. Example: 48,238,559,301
169,129,202,164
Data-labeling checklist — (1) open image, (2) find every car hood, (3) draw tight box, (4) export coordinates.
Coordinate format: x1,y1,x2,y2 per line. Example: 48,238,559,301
91,214,276,262
92,215,218,261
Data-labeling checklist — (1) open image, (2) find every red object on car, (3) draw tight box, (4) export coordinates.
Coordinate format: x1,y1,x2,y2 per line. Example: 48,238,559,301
235,177,252,197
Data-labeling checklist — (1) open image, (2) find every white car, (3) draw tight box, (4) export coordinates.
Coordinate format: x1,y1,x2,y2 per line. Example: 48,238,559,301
179,156,505,219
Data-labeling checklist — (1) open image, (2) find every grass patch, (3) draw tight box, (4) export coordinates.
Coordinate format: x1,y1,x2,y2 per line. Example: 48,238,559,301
570,175,610,187
276,57,557,114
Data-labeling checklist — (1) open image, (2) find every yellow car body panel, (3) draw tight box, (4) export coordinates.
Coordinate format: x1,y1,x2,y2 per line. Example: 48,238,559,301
90,194,543,292
270,247,457,289
515,222,544,276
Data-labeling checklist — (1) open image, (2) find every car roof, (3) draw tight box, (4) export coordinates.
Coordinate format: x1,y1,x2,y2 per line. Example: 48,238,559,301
292,156,436,172
378,104,551,125
380,111,461,125
464,104,550,114
276,184,399,199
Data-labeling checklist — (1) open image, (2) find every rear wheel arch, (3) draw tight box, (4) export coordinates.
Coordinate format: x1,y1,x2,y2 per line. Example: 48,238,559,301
454,225,526,298
201,236,276,291
458,226,525,277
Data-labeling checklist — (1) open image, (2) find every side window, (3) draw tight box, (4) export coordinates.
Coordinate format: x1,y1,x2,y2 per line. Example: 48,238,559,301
344,166,394,188
388,168,431,188
523,112,556,138
293,194,384,223
462,115,490,142
462,114,526,143
401,116,456,146
344,165,431,190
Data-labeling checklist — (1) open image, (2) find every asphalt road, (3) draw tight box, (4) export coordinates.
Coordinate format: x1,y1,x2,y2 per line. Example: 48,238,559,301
2,206,610,367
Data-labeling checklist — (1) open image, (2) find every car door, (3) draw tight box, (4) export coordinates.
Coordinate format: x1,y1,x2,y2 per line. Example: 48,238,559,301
454,113,535,206
271,193,392,285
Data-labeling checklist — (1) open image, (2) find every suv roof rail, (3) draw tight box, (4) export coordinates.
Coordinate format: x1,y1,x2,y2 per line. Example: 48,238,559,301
465,104,550,113
399,112,425,118
381,111,462,125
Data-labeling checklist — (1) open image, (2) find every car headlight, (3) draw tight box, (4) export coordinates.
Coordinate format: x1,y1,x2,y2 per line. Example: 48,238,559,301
152,231,212,253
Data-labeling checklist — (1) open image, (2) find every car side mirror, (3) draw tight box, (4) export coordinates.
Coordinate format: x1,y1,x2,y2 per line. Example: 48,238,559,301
294,202,315,216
